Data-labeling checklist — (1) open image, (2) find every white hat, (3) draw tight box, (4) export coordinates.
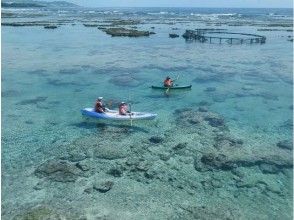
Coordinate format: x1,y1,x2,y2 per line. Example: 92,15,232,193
98,97,103,100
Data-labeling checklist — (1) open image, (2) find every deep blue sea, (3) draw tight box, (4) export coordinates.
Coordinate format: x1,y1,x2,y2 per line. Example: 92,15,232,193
1,6,293,219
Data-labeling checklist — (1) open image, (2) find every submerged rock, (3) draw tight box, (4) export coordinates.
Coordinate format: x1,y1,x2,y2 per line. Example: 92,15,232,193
94,144,128,160
149,136,164,144
277,140,293,150
259,164,280,174
61,151,88,162
176,205,240,220
213,135,243,149
76,160,91,171
93,180,114,193
173,142,187,151
204,114,225,127
12,205,64,220
194,151,293,173
107,166,123,177
197,153,234,171
34,159,83,182
198,106,208,112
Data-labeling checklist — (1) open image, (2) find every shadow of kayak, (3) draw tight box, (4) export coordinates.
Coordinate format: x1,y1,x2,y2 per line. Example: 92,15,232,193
70,120,150,134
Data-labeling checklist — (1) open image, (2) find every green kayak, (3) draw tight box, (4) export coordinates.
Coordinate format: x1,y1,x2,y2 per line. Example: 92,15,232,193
151,85,192,89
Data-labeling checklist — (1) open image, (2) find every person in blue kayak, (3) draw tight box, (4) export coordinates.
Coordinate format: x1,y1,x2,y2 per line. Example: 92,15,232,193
164,76,174,87
119,102,131,115
95,97,106,113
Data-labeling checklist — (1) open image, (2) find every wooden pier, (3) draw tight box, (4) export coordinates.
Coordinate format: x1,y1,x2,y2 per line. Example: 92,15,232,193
183,29,266,44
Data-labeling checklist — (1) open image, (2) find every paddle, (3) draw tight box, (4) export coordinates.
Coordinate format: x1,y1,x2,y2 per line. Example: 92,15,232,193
128,103,133,126
166,74,180,94
127,93,133,126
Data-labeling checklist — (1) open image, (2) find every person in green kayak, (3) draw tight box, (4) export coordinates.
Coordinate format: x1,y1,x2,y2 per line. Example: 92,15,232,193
94,97,106,113
164,76,174,87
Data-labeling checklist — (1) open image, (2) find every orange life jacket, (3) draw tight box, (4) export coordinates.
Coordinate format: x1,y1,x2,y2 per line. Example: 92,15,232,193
164,79,172,86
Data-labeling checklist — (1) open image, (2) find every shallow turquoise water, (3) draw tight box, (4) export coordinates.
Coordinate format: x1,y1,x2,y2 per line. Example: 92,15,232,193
1,8,293,219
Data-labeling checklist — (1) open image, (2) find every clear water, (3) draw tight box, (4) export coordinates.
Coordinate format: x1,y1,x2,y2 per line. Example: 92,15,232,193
2,7,293,219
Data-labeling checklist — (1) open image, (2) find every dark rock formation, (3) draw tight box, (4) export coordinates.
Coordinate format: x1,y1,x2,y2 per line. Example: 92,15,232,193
34,159,83,182
204,115,225,127
169,33,179,38
149,136,164,144
277,140,293,150
2,2,45,8
194,153,235,172
103,28,152,37
107,166,123,177
259,164,280,174
44,25,57,29
194,151,293,173
111,20,140,25
2,21,60,27
173,142,187,151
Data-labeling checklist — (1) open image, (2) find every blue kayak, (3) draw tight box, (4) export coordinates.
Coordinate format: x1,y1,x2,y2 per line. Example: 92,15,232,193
81,108,157,120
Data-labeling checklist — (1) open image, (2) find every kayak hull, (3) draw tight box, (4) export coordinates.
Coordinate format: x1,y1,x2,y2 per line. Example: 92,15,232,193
81,108,157,120
151,85,192,89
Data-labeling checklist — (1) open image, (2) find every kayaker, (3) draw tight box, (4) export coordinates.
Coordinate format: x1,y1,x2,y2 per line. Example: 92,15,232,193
163,76,173,87
94,97,106,113
119,102,130,115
